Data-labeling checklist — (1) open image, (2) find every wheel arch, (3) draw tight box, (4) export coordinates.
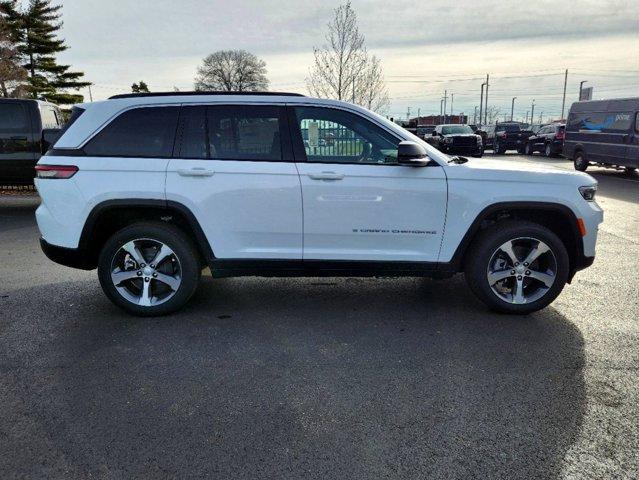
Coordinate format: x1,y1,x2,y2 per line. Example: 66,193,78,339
448,202,584,281
78,199,214,269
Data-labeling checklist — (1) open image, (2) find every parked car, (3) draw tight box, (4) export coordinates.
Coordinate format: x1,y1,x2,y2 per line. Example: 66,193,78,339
425,124,483,157
564,98,639,173
524,123,566,157
36,91,602,316
528,124,544,135
415,125,435,139
0,98,64,185
492,122,533,154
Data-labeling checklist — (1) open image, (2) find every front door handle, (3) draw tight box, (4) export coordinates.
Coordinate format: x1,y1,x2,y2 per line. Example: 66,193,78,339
177,168,215,177
308,172,345,181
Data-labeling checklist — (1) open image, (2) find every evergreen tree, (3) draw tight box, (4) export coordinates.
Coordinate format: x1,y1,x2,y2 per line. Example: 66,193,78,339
16,0,89,104
131,81,149,93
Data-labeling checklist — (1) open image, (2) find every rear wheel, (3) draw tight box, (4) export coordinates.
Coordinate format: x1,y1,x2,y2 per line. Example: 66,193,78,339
98,223,201,316
574,150,588,171
464,220,569,314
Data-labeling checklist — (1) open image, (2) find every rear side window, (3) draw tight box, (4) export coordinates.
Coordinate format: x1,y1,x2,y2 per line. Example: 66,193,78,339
0,103,29,132
567,111,633,132
41,106,60,129
179,105,284,161
84,107,179,157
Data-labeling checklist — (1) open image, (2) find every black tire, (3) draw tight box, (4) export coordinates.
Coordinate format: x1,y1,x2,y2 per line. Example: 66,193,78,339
574,150,588,171
464,220,569,315
98,222,201,316
544,143,553,157
524,142,533,155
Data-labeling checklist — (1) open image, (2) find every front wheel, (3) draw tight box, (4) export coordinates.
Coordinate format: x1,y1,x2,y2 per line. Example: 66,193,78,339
98,222,201,316
464,220,569,314
524,142,533,155
545,143,553,157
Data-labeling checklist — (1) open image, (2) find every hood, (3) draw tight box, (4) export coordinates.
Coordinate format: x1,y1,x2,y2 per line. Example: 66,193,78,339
445,158,596,187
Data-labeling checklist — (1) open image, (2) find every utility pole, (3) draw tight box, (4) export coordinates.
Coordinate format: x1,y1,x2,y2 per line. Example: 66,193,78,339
530,100,535,126
579,80,588,100
525,111,529,123
484,74,490,125
539,111,543,124
88,85,93,102
479,82,485,128
440,99,444,123
561,68,568,120
511,97,517,121
450,93,454,118
473,106,478,125
406,107,411,122
417,108,421,124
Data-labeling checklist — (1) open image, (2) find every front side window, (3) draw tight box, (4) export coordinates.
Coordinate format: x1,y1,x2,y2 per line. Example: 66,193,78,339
293,106,400,165
84,106,179,157
179,105,284,161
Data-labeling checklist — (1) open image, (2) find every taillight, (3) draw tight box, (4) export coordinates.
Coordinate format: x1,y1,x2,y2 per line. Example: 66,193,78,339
35,165,78,179
500,132,507,139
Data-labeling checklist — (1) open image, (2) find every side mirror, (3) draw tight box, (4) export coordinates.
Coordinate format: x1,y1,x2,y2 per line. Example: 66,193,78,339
397,141,432,167
41,128,62,153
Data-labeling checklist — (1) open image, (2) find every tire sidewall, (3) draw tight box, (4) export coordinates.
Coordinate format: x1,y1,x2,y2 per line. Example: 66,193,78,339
98,223,201,316
574,151,588,171
465,221,569,314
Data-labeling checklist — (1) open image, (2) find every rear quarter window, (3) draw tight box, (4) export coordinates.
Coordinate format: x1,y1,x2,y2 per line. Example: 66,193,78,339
0,103,29,132
84,106,179,158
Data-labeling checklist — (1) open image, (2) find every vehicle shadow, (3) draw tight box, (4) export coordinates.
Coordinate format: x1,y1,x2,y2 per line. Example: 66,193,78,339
0,275,586,479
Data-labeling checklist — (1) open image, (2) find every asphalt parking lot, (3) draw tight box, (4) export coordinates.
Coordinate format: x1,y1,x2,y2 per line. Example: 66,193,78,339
0,154,637,479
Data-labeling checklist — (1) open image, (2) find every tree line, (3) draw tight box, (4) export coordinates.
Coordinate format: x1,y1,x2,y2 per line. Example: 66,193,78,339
0,0,89,104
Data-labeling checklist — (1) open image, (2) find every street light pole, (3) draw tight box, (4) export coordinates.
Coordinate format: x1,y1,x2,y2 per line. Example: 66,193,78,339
511,97,517,121
450,93,454,119
479,82,486,128
561,68,568,120
484,74,490,125
530,100,535,125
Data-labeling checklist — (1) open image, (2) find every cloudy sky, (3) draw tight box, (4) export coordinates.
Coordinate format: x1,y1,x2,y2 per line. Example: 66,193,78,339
55,0,639,121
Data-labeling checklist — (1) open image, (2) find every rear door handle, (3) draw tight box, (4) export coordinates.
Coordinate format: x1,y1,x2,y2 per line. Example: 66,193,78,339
177,168,215,177
308,172,345,181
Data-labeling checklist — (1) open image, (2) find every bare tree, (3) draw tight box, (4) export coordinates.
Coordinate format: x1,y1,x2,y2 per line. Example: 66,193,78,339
194,50,269,92
485,106,501,125
306,1,389,113
0,19,26,97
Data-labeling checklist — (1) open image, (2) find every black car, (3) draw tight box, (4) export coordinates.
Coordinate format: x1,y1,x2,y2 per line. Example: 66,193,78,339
492,122,533,154
425,124,483,157
0,99,64,185
564,97,639,173
524,123,565,157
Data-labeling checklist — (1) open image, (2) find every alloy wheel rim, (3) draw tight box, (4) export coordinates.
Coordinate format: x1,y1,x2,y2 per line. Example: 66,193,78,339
110,238,182,307
486,237,557,305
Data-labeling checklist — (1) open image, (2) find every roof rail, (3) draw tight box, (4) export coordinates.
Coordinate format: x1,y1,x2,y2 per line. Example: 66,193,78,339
108,91,305,100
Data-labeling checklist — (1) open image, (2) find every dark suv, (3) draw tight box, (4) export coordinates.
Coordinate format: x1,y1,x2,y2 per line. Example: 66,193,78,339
0,98,64,185
524,123,566,157
492,122,533,154
425,124,483,157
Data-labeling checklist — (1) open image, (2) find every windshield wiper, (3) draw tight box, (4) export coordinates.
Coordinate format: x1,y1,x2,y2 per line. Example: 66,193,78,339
448,156,469,164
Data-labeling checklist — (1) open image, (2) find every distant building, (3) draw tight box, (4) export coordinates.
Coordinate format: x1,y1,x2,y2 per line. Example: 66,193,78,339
409,114,468,127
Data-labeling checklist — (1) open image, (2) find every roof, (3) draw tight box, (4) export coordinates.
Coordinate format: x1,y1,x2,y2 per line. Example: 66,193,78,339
109,91,305,100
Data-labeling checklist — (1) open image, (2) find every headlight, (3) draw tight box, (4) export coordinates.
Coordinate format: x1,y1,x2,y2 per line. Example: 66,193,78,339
579,185,597,201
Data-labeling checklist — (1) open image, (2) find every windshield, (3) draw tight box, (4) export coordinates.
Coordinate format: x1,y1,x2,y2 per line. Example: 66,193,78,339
441,125,473,135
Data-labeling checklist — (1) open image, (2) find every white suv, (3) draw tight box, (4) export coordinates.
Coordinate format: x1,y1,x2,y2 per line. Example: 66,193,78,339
35,92,603,316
